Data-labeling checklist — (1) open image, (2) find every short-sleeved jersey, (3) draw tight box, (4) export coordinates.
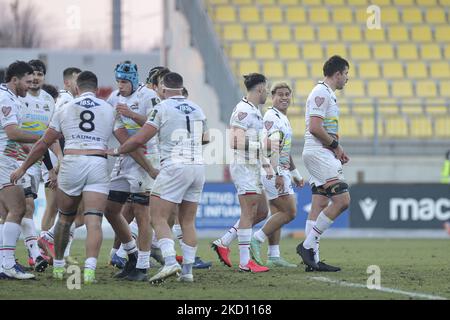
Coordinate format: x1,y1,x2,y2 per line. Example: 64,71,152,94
49,92,115,151
263,107,292,170
0,84,26,160
55,90,74,110
304,81,339,150
146,96,207,167
229,97,263,162
108,84,160,156
20,90,55,137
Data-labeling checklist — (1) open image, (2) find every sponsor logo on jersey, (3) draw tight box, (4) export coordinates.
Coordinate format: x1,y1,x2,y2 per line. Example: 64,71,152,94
315,96,325,107
237,112,248,121
76,98,100,109
176,103,195,114
264,121,274,130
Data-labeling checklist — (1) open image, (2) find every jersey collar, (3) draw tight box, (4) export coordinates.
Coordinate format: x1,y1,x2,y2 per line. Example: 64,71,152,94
0,83,18,98
242,97,257,109
79,92,95,97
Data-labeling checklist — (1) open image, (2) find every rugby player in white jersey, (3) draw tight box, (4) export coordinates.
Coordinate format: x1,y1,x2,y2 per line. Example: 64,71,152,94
0,61,40,280
212,73,270,273
108,72,209,283
297,56,350,272
108,65,163,271
104,61,159,281
249,82,304,268
39,67,83,266
18,60,58,271
11,71,115,284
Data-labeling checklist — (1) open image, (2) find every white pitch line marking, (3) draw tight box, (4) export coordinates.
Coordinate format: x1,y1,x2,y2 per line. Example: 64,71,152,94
309,276,447,300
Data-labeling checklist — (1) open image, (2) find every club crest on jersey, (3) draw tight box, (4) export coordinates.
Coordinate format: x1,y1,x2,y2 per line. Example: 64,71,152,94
315,97,325,108
2,106,11,117
176,104,195,114
43,104,50,112
238,112,248,121
76,98,100,109
265,121,274,130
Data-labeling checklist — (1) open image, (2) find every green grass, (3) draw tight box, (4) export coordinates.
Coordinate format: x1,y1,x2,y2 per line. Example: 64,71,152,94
1,238,449,300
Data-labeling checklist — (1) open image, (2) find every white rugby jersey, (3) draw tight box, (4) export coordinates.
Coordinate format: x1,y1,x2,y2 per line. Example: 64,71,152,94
55,90,74,110
20,90,55,137
49,92,115,150
108,84,159,155
146,96,207,167
304,81,339,150
0,84,26,160
229,97,263,162
263,107,292,171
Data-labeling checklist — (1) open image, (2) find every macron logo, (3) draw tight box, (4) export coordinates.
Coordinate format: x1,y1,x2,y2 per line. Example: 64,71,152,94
76,98,100,109
359,198,377,221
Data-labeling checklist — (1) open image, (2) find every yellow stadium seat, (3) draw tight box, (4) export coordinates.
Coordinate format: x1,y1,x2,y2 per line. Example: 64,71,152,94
435,117,450,137
232,0,252,4
439,0,450,4
209,0,228,4
361,116,384,137
426,106,448,115
397,44,418,60
295,80,316,97
339,116,360,137
430,62,450,79
382,62,404,78
333,8,353,23
416,0,437,6
271,25,292,41
388,26,409,42
401,105,423,115
325,44,347,59
255,42,276,59
257,0,276,4
289,116,306,138
343,80,365,97
309,8,330,24
373,44,394,60
425,8,446,23
349,44,371,60
215,6,236,22
380,8,400,23
367,80,390,98
406,62,428,79
310,61,324,78
223,24,244,41
278,0,298,5
286,8,306,23
378,101,400,115
239,6,260,23
445,45,450,59
325,0,345,4
263,7,283,23
410,117,433,138
392,81,413,97
416,80,437,98
402,8,423,24
287,62,308,78
352,106,374,115
393,0,414,5
318,26,339,42
359,62,380,79
347,0,369,5
435,26,450,42
263,61,285,78
303,0,323,6
365,29,386,42
411,26,432,42
247,25,268,41
230,42,252,59
302,43,324,60
341,26,362,42
279,43,300,60
420,44,442,60
239,60,260,75
385,116,409,138
294,26,315,41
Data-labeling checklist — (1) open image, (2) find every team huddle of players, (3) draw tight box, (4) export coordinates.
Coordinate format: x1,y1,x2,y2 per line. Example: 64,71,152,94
0,55,351,284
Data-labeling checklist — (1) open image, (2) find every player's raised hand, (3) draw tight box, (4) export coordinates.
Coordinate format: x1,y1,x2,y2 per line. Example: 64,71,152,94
116,104,133,118
10,167,26,185
106,148,120,157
